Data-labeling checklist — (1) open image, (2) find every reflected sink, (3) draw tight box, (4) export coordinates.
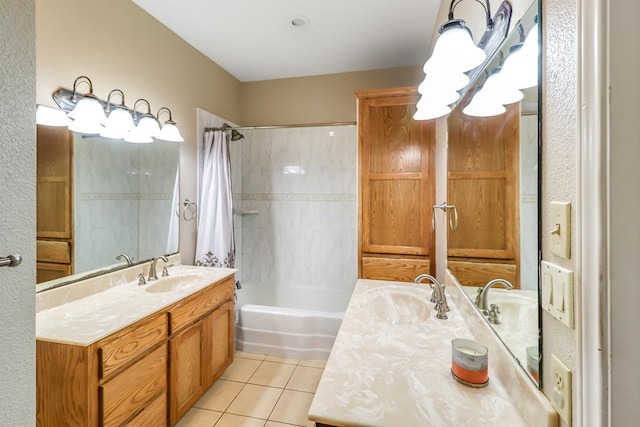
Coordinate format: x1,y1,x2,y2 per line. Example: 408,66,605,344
143,273,207,293
367,287,431,325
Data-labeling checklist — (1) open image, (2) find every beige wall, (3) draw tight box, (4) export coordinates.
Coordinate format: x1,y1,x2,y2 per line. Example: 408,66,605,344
239,66,424,126
36,0,242,262
0,0,36,423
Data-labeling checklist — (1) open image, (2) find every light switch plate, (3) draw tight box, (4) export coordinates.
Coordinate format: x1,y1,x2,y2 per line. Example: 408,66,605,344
541,261,574,328
551,354,572,424
550,201,571,259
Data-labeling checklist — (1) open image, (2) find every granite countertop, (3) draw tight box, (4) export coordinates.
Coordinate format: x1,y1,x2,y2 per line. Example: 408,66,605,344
36,264,236,346
308,279,557,427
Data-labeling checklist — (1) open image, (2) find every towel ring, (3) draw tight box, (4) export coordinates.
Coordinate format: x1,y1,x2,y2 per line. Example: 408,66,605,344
432,202,459,232
182,199,198,221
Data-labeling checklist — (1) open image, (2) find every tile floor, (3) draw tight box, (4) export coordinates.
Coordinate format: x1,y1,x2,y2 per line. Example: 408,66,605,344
175,352,327,427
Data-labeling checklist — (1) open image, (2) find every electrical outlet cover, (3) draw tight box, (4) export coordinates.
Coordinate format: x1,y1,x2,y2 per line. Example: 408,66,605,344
551,354,572,424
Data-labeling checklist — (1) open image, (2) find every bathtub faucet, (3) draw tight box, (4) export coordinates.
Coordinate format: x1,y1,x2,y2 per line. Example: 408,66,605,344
414,274,450,320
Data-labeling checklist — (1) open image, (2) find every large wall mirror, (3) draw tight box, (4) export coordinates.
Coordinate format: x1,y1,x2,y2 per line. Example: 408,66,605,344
36,125,180,290
446,0,541,386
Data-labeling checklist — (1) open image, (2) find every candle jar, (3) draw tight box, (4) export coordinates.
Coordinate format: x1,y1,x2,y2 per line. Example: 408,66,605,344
451,338,489,387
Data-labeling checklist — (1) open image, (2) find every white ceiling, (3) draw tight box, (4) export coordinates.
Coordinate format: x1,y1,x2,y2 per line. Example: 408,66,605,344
132,0,441,82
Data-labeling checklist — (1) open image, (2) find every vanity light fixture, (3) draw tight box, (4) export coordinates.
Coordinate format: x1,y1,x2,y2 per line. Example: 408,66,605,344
100,89,135,139
67,76,106,134
36,105,71,127
125,99,159,144
156,107,184,142
476,67,523,107
413,1,512,121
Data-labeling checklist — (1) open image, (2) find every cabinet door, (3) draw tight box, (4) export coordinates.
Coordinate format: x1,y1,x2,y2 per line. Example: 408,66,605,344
203,300,235,388
357,87,436,278
447,104,520,286
169,321,204,425
37,125,73,239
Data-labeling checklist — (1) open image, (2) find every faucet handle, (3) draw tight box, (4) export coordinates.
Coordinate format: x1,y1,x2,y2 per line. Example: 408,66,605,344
137,273,147,286
162,266,169,277
429,284,438,303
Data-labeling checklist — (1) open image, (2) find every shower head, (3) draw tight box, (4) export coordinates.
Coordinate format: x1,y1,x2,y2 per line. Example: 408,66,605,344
230,129,244,141
221,122,245,141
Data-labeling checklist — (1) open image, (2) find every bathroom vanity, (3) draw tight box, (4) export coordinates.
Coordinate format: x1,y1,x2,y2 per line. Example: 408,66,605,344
308,276,557,427
36,261,235,426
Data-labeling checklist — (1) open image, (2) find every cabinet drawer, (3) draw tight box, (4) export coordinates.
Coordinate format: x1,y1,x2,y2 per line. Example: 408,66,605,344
101,343,167,427
126,392,167,427
37,240,71,264
99,314,167,379
362,256,430,282
169,277,234,335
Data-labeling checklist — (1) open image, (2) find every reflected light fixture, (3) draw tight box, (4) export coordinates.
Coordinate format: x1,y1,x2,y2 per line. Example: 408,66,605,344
100,89,134,139
36,105,71,127
462,88,506,117
67,76,106,134
501,22,539,90
481,67,523,105
156,107,184,142
125,99,159,143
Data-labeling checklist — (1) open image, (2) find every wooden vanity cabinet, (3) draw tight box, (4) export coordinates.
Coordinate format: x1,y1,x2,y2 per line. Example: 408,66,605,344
36,312,168,427
356,87,436,281
36,275,236,427
168,277,235,425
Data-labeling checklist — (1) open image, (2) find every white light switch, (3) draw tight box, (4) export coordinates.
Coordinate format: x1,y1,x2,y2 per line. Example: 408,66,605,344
550,201,571,259
541,261,574,329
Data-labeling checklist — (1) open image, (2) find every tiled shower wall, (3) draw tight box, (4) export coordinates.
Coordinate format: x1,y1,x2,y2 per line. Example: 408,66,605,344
238,126,358,300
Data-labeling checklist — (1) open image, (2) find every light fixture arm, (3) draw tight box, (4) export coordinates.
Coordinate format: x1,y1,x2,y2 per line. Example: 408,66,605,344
105,89,127,112
133,98,153,117
71,75,95,98
156,107,174,123
448,0,493,29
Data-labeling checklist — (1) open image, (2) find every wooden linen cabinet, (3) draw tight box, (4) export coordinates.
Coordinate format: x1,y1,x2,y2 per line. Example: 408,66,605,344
356,87,436,282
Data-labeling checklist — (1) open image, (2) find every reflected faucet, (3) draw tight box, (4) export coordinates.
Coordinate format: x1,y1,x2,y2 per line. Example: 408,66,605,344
116,253,133,265
475,278,514,315
147,256,169,281
414,274,450,320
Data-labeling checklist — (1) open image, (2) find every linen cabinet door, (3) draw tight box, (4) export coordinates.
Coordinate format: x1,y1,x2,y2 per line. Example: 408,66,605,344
169,320,205,425
203,300,235,387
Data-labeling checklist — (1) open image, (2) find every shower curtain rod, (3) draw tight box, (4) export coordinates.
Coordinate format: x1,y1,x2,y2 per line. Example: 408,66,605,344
204,121,356,132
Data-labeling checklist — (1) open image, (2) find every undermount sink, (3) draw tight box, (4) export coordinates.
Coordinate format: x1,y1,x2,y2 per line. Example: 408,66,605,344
367,287,432,325
143,273,206,293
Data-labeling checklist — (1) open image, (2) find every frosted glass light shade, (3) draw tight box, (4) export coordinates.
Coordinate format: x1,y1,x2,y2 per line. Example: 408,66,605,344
417,86,460,107
100,107,135,139
68,96,106,134
463,92,506,117
413,103,451,121
156,122,184,142
431,20,486,73
421,61,470,92
482,72,523,105
136,115,161,138
36,105,71,127
501,25,538,90
124,125,154,143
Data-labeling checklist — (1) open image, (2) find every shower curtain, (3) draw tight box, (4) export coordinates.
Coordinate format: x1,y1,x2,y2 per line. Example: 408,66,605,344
195,130,235,268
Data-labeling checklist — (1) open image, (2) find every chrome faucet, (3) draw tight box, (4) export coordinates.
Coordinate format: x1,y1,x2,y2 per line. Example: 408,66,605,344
116,253,133,265
147,256,169,281
414,274,450,320
475,278,514,315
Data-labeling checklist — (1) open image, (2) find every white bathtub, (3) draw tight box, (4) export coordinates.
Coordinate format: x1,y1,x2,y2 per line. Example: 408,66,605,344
235,283,352,360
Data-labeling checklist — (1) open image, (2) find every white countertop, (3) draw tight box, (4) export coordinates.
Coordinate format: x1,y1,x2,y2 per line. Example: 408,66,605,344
309,278,557,427
36,264,236,346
